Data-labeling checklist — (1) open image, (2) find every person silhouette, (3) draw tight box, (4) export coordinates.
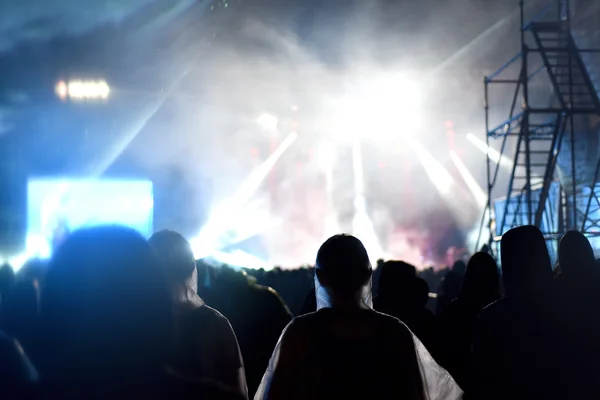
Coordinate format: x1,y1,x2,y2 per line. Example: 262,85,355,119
255,234,462,400
550,231,600,398
39,225,244,399
209,267,292,398
440,252,500,389
374,261,440,362
436,261,465,316
148,230,248,398
471,226,554,400
557,230,597,283
0,263,16,310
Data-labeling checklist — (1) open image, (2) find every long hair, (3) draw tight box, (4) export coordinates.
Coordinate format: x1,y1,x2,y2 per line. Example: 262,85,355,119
501,226,552,296
459,252,501,307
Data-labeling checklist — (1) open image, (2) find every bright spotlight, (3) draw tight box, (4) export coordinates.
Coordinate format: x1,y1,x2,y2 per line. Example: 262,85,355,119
353,210,383,262
333,74,423,143
256,113,278,131
449,151,487,208
8,253,29,272
408,138,455,195
55,81,68,100
26,234,52,259
192,132,297,258
367,74,422,113
56,79,110,100
466,133,513,171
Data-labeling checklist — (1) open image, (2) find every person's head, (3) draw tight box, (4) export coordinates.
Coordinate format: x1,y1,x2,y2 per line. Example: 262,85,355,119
452,260,467,276
501,225,552,296
42,225,172,383
315,234,372,302
460,252,501,306
148,230,196,290
439,269,463,299
413,277,430,307
558,231,596,278
377,260,417,298
215,266,250,289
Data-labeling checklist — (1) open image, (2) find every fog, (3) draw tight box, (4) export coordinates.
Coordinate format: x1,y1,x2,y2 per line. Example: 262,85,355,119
2,0,524,267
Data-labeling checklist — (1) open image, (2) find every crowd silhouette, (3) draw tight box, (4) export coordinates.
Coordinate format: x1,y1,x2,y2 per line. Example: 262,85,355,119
0,224,599,399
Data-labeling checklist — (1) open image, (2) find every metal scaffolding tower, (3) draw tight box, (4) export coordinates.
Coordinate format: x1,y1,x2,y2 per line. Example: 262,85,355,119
482,0,600,256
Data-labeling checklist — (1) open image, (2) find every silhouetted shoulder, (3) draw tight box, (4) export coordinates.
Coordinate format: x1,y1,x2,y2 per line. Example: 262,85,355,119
275,312,317,346
193,304,232,327
181,304,243,370
251,284,292,316
285,308,414,341
177,302,236,338
369,309,417,340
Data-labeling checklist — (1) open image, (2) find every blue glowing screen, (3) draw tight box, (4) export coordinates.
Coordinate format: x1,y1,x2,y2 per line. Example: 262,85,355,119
27,179,153,257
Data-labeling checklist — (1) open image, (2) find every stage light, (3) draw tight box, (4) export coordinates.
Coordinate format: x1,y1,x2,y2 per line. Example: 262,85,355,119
8,253,29,272
142,197,154,211
55,81,68,100
449,151,487,208
466,133,513,171
353,209,383,262
192,132,297,258
55,79,110,100
25,234,52,260
332,74,423,143
256,113,278,131
408,138,455,195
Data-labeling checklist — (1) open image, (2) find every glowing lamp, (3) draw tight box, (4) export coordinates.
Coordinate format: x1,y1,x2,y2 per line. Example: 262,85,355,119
55,80,110,101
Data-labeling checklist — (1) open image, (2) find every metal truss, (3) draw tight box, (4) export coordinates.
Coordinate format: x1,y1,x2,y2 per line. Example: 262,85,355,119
478,0,600,255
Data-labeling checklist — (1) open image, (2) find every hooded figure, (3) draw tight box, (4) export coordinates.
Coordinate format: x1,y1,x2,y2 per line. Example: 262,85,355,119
456,253,501,308
558,230,597,282
551,231,600,398
440,252,500,389
255,234,462,400
149,230,248,399
472,226,556,400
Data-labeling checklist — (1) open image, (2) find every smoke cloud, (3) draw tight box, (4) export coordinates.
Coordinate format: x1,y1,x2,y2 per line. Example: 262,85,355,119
4,0,521,267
